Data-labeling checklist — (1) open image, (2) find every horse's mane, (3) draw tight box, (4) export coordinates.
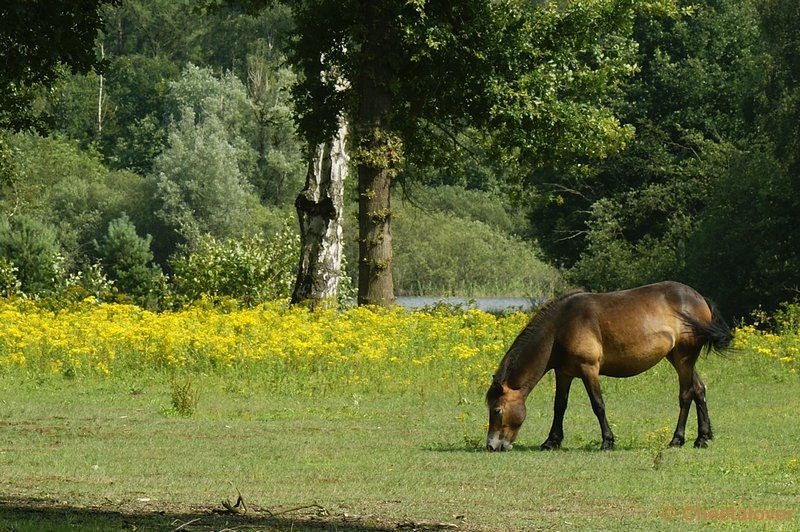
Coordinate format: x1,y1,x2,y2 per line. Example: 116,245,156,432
486,290,582,404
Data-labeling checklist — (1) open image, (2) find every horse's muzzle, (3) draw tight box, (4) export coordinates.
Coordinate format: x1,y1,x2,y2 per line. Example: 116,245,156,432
486,437,513,452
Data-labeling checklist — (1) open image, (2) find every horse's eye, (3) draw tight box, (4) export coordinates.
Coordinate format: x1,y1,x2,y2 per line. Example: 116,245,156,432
492,408,503,415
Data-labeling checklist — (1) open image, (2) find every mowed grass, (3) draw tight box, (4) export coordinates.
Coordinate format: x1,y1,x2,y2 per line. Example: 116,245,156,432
1,357,798,531
0,302,799,531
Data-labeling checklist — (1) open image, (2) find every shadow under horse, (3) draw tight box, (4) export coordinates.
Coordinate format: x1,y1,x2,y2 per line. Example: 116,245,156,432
486,281,733,452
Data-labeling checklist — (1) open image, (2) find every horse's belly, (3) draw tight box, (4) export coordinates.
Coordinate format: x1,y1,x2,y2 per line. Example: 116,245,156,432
599,347,668,377
556,318,676,378
598,327,676,377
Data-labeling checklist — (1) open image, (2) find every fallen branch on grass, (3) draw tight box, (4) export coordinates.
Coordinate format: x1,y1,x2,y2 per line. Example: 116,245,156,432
397,520,459,530
172,517,201,531
264,503,328,518
220,485,247,515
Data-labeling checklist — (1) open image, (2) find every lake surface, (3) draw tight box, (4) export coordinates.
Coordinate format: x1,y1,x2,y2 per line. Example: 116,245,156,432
395,297,546,313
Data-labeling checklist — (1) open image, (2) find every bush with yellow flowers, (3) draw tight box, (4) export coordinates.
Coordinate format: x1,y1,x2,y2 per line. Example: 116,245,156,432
4,297,798,395
0,297,529,395
732,300,800,376
732,326,800,375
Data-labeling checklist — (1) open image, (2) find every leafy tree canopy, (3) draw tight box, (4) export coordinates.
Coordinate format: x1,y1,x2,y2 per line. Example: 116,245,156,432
0,0,118,131
263,0,652,168
214,0,668,305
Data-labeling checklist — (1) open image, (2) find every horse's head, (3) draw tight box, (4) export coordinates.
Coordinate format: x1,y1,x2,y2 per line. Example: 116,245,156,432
485,380,527,452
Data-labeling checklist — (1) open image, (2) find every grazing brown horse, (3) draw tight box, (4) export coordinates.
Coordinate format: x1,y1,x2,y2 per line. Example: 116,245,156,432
486,281,732,452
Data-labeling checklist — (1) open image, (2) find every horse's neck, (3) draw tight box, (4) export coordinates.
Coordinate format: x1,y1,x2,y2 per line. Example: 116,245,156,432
506,326,555,396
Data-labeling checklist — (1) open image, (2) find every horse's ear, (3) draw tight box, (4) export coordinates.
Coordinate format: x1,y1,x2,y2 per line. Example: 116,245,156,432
486,380,503,404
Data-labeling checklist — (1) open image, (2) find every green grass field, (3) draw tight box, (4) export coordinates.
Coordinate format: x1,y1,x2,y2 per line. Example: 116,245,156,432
1,352,798,531
0,302,798,531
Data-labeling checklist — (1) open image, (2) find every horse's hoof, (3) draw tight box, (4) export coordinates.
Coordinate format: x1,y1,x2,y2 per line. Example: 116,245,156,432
540,440,560,451
601,441,615,452
694,438,709,449
668,438,684,448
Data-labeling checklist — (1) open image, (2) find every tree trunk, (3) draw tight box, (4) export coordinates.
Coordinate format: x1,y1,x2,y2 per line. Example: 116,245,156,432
291,120,348,309
355,14,396,308
356,135,394,307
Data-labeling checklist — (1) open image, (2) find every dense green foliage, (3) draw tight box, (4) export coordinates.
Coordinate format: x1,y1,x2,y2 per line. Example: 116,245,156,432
389,186,565,297
170,224,299,305
272,0,643,162
0,0,115,131
0,2,307,305
1,0,799,318
250,0,657,305
527,0,800,318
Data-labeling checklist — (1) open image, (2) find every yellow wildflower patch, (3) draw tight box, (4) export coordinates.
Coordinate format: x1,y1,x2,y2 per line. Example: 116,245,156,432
3,298,796,392
0,299,530,393
732,324,800,374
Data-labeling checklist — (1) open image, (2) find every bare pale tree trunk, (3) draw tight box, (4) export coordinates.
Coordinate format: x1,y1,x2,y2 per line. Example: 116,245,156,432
291,120,348,309
97,44,105,140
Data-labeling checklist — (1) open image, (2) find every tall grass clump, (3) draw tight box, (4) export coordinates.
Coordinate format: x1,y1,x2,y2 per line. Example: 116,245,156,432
169,375,200,416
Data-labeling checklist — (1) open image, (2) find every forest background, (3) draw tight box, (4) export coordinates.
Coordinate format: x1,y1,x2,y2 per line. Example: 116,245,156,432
1,0,799,321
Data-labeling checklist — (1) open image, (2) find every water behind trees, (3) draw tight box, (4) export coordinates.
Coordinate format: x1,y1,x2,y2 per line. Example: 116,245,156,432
395,297,545,314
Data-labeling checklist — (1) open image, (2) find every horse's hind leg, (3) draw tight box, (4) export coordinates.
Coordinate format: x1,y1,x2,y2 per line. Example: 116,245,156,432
669,380,691,447
667,353,710,448
666,351,691,447
692,369,713,448
542,371,572,450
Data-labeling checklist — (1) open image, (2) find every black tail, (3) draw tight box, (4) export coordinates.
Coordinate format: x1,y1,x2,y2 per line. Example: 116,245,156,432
679,298,733,355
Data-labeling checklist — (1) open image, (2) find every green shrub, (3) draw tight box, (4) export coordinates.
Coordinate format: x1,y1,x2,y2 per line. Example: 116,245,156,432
750,300,800,334
566,195,686,292
392,209,564,297
170,221,299,306
0,256,22,297
95,214,168,309
64,261,116,302
0,215,64,296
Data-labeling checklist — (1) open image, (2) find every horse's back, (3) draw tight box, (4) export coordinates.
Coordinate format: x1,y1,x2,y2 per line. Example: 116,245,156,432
553,282,709,377
574,281,710,324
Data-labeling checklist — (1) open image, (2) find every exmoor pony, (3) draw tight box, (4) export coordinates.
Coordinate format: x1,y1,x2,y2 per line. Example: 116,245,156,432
486,282,732,452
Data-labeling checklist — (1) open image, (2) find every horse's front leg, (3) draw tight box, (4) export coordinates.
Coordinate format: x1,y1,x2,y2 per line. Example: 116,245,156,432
582,371,614,451
541,371,572,450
